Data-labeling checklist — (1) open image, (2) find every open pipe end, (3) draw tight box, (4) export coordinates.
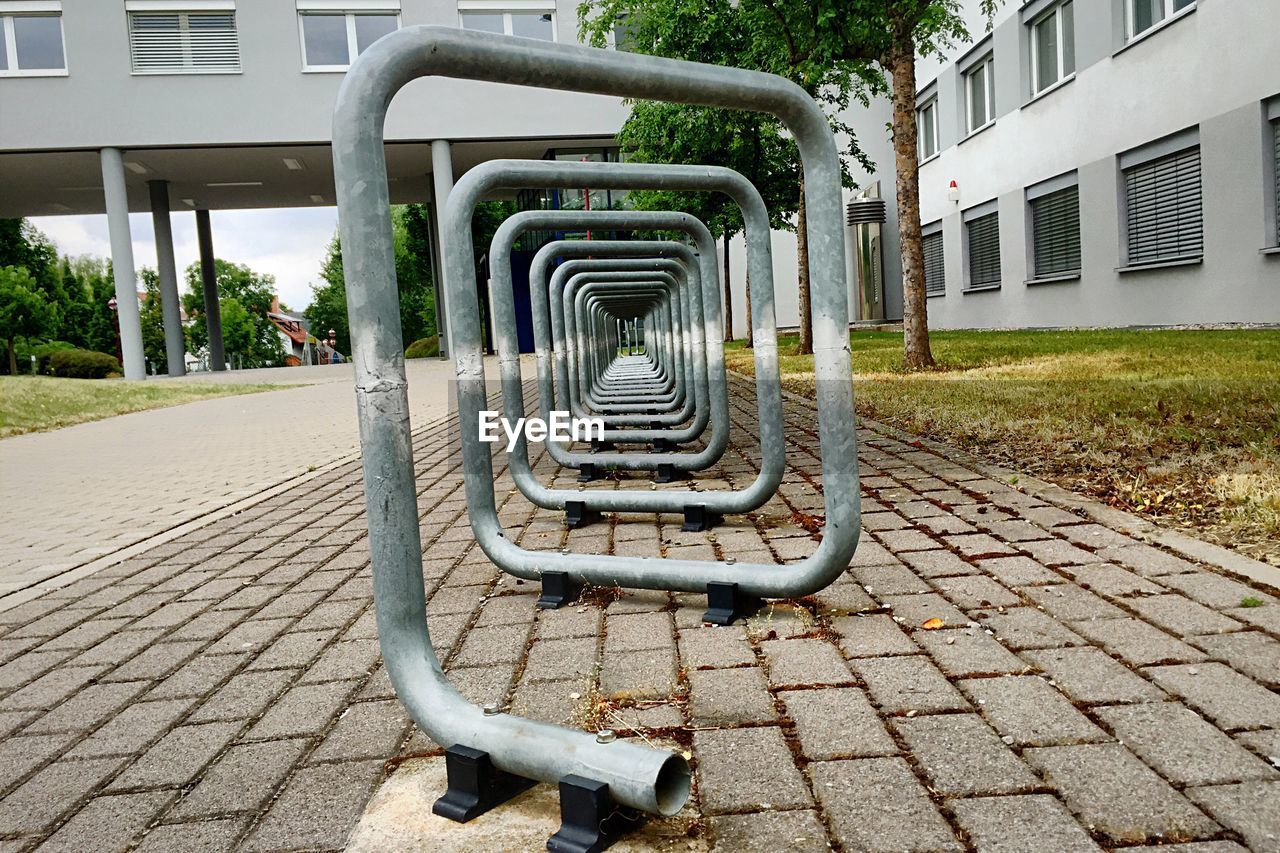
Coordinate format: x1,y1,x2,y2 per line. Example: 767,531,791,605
654,752,692,816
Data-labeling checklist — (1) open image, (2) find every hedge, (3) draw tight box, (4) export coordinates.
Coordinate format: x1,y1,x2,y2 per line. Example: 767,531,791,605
48,348,121,379
405,336,439,359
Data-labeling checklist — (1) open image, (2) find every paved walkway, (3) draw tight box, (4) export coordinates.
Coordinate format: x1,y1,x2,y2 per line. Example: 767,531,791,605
0,359,460,600
0,374,1277,851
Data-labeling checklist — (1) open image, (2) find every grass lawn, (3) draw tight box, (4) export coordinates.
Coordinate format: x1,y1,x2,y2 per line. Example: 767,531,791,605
724,328,1280,566
0,376,285,438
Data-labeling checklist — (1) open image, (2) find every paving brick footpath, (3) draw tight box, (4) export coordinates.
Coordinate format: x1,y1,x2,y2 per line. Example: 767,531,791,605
0,376,1278,851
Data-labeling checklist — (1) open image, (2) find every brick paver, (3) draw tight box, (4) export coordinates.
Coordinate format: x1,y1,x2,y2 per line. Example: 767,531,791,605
0,360,460,597
0,374,1277,851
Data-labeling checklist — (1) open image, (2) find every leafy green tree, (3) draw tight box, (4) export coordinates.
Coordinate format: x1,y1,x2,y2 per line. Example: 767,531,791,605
57,258,98,352
612,100,801,344
305,234,350,356
0,219,70,340
138,268,170,374
218,298,256,363
182,259,284,368
306,206,438,357
580,0,876,354
398,204,437,345
0,266,54,375
582,0,996,367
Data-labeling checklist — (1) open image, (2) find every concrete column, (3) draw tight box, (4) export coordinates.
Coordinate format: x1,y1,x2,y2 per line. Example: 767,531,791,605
430,139,454,358
195,209,226,371
147,180,186,377
100,147,146,380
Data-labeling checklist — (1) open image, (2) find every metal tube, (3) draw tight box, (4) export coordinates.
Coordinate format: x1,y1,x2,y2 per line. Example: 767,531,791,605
333,25,859,817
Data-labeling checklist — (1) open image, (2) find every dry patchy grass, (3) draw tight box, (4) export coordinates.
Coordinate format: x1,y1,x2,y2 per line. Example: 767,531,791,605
726,329,1280,565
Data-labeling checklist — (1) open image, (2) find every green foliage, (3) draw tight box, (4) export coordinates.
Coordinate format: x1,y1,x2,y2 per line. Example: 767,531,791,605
0,266,55,375
616,101,801,238
138,268,171,374
47,347,121,379
182,259,285,369
18,340,76,375
306,205,438,357
405,336,440,359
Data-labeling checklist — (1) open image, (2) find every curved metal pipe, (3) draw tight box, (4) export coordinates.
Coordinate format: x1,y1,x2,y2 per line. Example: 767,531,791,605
333,25,858,817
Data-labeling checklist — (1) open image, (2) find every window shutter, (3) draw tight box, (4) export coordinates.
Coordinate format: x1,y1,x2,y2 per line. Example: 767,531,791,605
966,212,1001,287
1274,120,1280,244
1124,146,1202,265
923,231,945,296
129,11,240,74
1030,184,1080,276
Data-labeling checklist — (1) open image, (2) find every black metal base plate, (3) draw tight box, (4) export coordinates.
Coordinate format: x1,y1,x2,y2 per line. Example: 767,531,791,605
649,438,675,454
681,504,721,532
432,745,538,823
578,463,597,483
546,775,643,853
590,440,617,453
702,581,763,626
564,501,599,529
537,571,582,610
655,463,683,484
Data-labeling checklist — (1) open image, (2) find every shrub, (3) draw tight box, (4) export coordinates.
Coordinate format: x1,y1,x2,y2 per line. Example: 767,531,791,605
48,348,121,379
405,336,439,359
31,341,76,375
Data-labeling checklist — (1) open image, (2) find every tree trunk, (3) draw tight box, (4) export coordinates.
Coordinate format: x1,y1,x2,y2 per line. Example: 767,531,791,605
795,175,814,355
744,270,753,348
7,338,16,376
889,40,936,370
722,233,734,343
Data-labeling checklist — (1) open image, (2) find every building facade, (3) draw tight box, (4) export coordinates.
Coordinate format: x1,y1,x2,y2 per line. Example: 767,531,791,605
0,0,628,377
1,0,1275,379
841,0,1280,329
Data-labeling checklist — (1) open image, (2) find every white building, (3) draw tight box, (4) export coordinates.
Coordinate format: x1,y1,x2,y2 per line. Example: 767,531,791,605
839,0,1280,328
1,0,1275,381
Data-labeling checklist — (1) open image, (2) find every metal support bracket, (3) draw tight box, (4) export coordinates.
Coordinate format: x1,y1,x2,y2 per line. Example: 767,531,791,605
564,501,599,529
649,438,675,454
578,463,598,483
681,504,721,533
547,775,644,853
537,571,583,610
590,440,617,453
432,745,538,822
654,464,682,484
702,581,762,626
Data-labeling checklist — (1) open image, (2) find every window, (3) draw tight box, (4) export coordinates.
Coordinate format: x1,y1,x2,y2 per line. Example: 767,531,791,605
922,225,945,297
1126,0,1194,41
299,8,399,71
1272,118,1280,246
917,97,938,161
1028,178,1081,278
964,204,1001,289
459,3,554,40
0,4,66,76
1123,145,1202,266
128,7,240,74
1031,1,1074,95
964,55,995,134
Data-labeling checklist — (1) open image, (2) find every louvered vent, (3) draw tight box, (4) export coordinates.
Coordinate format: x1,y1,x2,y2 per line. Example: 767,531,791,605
1124,146,1202,265
129,11,240,74
1273,120,1279,245
846,198,887,225
965,212,1001,288
1030,184,1081,277
922,231,945,296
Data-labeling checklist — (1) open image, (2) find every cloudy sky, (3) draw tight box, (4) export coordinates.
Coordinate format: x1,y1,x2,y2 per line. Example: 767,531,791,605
30,207,340,313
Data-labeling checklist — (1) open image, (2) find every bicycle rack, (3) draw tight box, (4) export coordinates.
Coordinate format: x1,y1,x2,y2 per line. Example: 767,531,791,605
334,25,860,850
